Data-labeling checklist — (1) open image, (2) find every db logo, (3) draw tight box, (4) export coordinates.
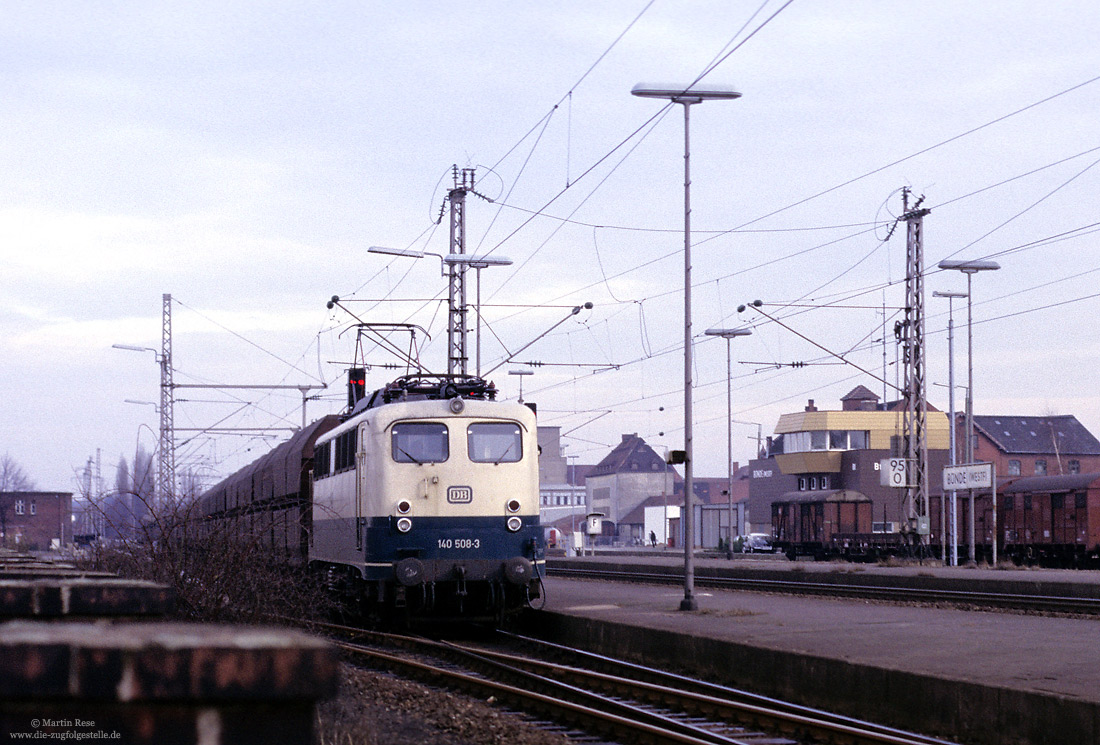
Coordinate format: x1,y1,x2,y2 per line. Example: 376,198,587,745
447,486,473,504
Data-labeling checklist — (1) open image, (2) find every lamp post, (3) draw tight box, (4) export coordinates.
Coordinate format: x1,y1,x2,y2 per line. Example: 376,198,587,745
445,254,513,377
933,290,967,566
704,328,752,557
632,82,741,610
367,246,511,378
508,368,534,404
113,343,173,506
937,259,1000,564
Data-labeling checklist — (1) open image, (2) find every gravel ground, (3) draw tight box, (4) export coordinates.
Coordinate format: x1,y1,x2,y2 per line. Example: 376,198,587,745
316,663,574,745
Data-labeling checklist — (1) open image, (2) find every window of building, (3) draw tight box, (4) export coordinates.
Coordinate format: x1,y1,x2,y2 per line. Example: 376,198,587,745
787,429,870,453
15,500,24,516
1052,494,1064,510
1069,459,1081,474
1008,459,1021,476
809,476,818,490
820,475,829,490
798,477,807,490
1076,493,1088,509
468,423,522,463
1034,459,1047,476
1004,495,1014,511
392,423,449,463
29,501,36,516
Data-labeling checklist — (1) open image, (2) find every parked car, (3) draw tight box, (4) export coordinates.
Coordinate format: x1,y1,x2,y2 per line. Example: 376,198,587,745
742,533,774,553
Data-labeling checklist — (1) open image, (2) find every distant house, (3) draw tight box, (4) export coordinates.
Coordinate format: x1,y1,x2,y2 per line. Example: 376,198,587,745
618,469,750,549
585,434,676,538
537,426,593,526
0,491,72,550
969,415,1100,478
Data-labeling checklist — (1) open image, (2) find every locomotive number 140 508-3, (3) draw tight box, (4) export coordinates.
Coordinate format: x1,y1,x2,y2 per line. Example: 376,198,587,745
438,538,481,549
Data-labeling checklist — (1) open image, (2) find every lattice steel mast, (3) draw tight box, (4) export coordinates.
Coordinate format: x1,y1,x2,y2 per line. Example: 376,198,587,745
900,190,930,545
159,292,176,505
447,167,476,376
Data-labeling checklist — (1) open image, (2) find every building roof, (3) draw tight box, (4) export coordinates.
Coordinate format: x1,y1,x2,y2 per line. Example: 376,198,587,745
566,464,598,485
974,415,1100,456
841,385,879,402
589,434,676,477
0,491,72,498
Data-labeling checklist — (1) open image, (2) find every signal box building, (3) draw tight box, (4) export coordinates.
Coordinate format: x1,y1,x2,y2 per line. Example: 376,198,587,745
748,387,951,535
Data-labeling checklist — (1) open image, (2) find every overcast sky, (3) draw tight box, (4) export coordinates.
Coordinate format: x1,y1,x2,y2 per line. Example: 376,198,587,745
3,1,1099,494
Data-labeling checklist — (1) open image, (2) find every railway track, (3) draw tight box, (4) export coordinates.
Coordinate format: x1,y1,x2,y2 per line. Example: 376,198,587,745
315,619,958,745
547,566,1100,615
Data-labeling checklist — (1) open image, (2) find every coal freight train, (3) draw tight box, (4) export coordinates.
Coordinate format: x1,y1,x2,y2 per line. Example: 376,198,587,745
197,374,544,623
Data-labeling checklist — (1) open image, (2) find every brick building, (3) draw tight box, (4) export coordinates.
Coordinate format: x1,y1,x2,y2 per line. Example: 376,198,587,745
967,415,1100,479
0,491,73,550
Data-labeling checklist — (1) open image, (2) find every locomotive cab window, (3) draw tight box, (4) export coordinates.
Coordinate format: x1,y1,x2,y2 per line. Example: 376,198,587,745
468,422,522,463
392,422,449,463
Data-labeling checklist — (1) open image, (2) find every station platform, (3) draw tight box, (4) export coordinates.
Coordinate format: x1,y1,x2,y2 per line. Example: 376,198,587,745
526,554,1100,745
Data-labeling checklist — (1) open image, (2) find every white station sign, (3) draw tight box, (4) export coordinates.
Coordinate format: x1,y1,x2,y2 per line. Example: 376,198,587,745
942,463,994,490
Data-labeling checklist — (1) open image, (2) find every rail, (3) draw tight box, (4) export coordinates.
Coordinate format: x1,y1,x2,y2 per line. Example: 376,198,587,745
314,619,958,745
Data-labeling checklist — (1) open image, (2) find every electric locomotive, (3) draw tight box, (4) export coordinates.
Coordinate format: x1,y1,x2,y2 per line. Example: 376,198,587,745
310,374,544,621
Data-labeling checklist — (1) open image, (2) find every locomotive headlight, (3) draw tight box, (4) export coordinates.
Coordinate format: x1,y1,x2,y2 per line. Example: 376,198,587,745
397,517,413,533
506,516,523,532
397,500,412,515
506,499,521,514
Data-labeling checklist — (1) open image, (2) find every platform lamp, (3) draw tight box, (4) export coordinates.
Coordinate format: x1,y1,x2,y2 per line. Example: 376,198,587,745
508,368,534,404
632,82,741,611
937,259,1000,564
444,253,513,377
933,290,967,566
704,328,752,558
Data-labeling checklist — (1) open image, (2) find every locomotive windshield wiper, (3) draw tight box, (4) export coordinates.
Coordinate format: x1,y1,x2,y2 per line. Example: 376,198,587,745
492,443,515,465
396,446,423,464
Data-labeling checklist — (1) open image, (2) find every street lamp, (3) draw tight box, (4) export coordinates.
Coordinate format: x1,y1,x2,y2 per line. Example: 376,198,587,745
114,343,173,505
447,254,513,377
704,328,752,558
937,259,1000,564
367,246,512,377
632,81,741,611
933,290,967,566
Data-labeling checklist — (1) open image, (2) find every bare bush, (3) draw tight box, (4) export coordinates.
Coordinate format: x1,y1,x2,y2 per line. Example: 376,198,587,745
79,492,335,624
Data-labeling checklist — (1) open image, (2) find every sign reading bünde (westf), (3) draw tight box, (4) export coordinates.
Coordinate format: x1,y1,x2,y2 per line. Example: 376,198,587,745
942,463,994,490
